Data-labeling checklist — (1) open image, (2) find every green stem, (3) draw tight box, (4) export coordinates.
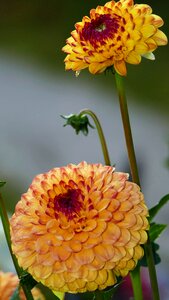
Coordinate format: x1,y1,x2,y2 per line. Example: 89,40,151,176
79,109,111,166
114,72,160,300
144,236,160,300
114,73,140,185
0,193,34,300
0,193,21,276
21,285,35,300
130,266,143,300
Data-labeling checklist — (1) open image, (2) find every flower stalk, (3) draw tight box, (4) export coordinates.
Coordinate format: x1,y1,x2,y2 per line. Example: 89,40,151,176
144,236,160,300
114,72,160,300
79,109,111,166
0,193,34,300
130,266,143,300
0,193,21,276
114,73,140,185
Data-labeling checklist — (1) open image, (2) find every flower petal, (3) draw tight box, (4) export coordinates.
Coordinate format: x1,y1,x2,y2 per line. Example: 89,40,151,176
114,60,127,76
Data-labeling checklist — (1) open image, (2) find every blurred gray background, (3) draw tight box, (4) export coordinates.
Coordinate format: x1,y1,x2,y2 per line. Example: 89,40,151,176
0,0,169,299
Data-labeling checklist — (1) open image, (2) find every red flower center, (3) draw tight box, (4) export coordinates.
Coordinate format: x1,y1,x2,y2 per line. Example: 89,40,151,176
54,189,83,220
81,14,120,46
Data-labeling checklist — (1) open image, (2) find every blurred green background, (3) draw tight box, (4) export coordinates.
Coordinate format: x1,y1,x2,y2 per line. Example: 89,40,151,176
0,0,169,299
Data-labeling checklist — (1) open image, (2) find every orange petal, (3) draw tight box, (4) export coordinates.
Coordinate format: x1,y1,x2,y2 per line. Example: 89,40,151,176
90,221,107,238
69,240,82,252
102,222,121,244
74,248,95,265
115,228,131,246
94,244,114,262
83,219,97,232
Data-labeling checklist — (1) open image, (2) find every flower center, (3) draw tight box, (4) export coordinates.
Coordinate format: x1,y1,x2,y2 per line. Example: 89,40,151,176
81,14,120,46
54,189,83,220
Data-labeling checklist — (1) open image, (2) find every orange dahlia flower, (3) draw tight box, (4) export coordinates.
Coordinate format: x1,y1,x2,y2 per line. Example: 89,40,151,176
62,0,167,76
10,162,149,293
0,271,45,300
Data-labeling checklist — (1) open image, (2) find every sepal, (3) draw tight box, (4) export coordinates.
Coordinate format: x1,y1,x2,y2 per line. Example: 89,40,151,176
61,114,94,136
0,181,6,187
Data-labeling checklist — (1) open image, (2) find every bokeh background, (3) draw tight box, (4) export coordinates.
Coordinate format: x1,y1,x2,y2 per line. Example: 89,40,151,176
0,0,169,299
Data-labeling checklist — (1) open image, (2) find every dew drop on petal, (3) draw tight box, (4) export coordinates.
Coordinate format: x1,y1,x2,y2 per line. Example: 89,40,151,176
75,70,81,77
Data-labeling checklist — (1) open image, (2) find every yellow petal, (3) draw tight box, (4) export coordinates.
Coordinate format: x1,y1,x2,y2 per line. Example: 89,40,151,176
134,245,144,260
145,14,164,27
141,24,156,38
89,62,107,74
139,230,148,243
86,281,98,292
45,273,65,289
126,51,141,64
134,4,152,15
32,264,53,279
18,254,36,269
127,231,141,247
98,270,116,290
65,60,88,71
114,60,127,76
146,38,157,51
95,269,108,285
135,41,149,54
153,29,168,45
52,291,65,300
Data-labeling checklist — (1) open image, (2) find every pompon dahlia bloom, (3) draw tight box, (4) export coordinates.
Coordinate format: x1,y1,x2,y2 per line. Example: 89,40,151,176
62,0,168,76
0,271,45,300
10,162,149,294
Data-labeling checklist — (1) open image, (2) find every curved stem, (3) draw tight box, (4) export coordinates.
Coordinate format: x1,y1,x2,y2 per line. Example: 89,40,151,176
114,72,160,300
0,193,34,300
79,109,111,166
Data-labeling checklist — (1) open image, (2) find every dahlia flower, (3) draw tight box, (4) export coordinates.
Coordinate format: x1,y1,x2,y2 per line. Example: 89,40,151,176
0,271,45,300
62,0,167,76
10,162,149,293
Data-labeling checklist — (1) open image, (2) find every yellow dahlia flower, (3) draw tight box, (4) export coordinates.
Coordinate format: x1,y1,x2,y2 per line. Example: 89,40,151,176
0,271,45,300
10,162,149,293
62,0,167,76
